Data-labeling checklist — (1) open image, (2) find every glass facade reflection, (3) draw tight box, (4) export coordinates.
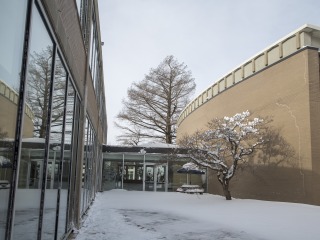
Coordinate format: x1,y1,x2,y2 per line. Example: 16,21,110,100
81,118,97,214
0,1,28,239
14,4,54,239
0,0,107,239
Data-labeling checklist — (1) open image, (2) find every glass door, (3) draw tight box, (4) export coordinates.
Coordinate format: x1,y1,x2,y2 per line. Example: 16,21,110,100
144,165,154,191
144,164,167,192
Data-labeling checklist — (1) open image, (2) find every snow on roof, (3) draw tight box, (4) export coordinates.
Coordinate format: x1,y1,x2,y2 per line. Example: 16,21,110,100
138,142,178,148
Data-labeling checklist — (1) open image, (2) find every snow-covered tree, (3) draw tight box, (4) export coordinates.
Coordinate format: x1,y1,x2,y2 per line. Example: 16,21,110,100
178,111,265,200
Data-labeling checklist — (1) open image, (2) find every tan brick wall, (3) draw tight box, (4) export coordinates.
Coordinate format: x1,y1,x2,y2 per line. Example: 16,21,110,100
177,48,320,205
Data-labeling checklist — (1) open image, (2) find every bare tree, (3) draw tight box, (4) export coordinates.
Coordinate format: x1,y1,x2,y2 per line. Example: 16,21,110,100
178,111,265,200
26,46,66,138
115,122,142,146
116,55,196,144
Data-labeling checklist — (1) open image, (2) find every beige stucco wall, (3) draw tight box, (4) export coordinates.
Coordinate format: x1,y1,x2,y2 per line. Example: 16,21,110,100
177,48,320,205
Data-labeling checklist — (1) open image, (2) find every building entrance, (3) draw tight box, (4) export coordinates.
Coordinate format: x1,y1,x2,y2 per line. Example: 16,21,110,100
102,146,195,193
144,164,168,192
103,160,168,192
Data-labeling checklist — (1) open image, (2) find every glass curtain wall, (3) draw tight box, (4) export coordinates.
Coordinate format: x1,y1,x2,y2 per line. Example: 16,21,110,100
42,54,67,239
81,118,97,215
81,119,88,214
67,94,80,230
59,80,77,238
88,130,93,205
89,12,95,79
11,2,79,239
96,144,102,192
89,4,101,93
13,2,54,239
102,155,199,192
76,0,89,43
0,1,28,239
0,0,104,238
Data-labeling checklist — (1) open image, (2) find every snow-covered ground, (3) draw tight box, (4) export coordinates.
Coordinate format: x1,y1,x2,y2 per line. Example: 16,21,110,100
75,190,320,240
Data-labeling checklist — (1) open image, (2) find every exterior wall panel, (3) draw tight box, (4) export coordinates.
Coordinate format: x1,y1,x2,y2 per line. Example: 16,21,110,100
213,84,218,96
267,46,279,65
282,37,296,57
234,68,242,83
218,79,225,92
226,74,233,87
244,62,253,78
255,54,265,72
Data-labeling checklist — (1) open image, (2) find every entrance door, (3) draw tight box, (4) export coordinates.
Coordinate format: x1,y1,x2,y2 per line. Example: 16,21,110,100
28,159,58,189
144,164,167,192
28,160,42,189
121,165,143,191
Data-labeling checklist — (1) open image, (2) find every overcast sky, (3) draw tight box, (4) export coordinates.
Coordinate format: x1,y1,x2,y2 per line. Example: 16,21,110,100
98,0,320,145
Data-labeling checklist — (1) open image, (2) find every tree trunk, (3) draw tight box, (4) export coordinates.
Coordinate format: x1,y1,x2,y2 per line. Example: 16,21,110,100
222,183,232,200
166,132,172,144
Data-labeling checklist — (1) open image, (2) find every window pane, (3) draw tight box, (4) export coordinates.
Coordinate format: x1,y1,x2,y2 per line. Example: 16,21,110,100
57,80,76,238
89,19,94,71
0,1,27,238
42,54,67,239
67,94,79,229
13,3,54,239
81,118,89,213
76,0,82,18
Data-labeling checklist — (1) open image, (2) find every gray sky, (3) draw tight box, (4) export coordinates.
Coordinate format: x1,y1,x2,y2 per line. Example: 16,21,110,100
98,0,320,145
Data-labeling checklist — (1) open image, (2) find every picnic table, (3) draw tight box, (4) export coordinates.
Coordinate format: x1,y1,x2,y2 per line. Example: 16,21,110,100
176,184,204,194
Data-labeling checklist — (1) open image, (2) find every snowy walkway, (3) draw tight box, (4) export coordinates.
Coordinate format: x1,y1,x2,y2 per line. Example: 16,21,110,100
74,190,320,240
